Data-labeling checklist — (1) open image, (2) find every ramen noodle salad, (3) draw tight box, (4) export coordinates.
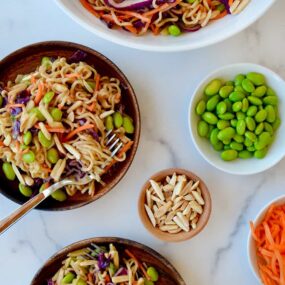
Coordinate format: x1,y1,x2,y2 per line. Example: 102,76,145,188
48,243,159,285
0,51,135,201
80,0,250,36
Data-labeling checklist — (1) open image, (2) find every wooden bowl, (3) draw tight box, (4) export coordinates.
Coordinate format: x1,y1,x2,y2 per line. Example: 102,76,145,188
30,237,186,285
138,168,211,242
0,41,140,211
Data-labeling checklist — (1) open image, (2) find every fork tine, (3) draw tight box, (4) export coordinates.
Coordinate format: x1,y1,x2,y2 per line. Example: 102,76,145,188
106,133,116,146
109,138,120,151
111,142,123,157
105,129,112,138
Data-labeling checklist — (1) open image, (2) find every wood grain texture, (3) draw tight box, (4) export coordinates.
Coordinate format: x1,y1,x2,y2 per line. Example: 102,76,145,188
0,41,140,211
30,237,186,285
138,168,212,242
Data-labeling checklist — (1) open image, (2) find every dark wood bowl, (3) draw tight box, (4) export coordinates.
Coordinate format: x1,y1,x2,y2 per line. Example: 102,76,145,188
0,41,140,210
30,237,186,285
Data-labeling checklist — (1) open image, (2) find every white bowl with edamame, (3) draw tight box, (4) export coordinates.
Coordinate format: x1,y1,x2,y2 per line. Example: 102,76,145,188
188,63,285,175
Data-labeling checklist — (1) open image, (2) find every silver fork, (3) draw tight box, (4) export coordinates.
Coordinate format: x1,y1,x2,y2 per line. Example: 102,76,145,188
0,130,123,235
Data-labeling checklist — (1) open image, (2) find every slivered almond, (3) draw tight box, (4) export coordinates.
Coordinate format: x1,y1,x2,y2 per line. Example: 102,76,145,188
168,228,181,234
144,205,156,227
172,200,184,211
151,195,165,205
190,211,198,221
192,191,205,205
183,204,192,216
163,184,174,192
184,194,194,201
146,190,152,208
169,173,177,186
160,225,179,232
190,180,200,191
180,180,193,196
173,216,188,232
180,201,188,211
189,201,203,214
154,201,172,218
177,212,189,231
150,180,165,201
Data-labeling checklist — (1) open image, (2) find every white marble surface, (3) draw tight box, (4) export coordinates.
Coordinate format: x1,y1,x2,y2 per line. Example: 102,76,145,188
1,1,285,284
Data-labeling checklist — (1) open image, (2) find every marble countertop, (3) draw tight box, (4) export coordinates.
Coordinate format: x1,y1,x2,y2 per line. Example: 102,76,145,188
1,0,285,284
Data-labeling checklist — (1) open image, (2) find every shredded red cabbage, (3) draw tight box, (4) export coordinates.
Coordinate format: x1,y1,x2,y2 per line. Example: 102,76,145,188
67,50,88,64
15,90,30,105
12,120,21,139
98,253,111,271
219,0,231,13
115,267,128,276
10,107,22,116
47,279,55,285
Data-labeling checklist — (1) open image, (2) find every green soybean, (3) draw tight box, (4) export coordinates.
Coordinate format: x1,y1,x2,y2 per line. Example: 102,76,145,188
22,151,35,163
264,122,274,135
254,148,268,159
234,74,245,86
217,120,230,130
225,81,234,86
47,148,59,164
213,141,224,151
113,112,123,128
255,122,264,135
206,125,214,139
147,267,159,282
51,189,67,202
41,57,51,67
218,113,234,120
245,131,256,142
252,86,267,97
230,142,243,151
247,72,265,86
202,112,218,125
205,79,222,96
197,121,209,137
236,112,245,120
242,78,255,93
267,87,277,97
231,119,238,128
232,101,242,112
242,98,249,112
247,146,256,152
221,149,238,161
43,91,55,104
244,137,253,147
233,134,244,143
206,95,220,111
105,116,114,131
30,107,45,121
224,99,233,112
229,91,245,102
254,132,272,150
50,108,63,122
263,96,278,106
272,117,281,131
247,96,263,106
62,272,76,284
23,131,32,145
217,127,235,141
236,120,246,135
216,101,227,115
247,105,258,117
245,117,256,131
76,279,87,285
219,86,233,98
265,105,276,123
2,162,16,180
19,184,33,197
123,116,135,134
210,128,219,145
168,24,181,36
144,280,155,285
255,109,267,123
38,131,53,148
196,100,206,115
224,145,231,150
239,150,253,159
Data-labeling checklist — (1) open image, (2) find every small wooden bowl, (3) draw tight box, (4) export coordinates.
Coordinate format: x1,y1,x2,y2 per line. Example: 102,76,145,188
0,41,140,211
30,237,186,285
138,168,211,242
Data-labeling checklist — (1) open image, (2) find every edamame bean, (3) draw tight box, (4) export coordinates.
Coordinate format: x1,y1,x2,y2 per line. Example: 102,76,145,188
263,96,278,106
76,279,87,285
272,117,281,130
221,149,238,161
231,119,238,128
233,134,244,143
123,116,135,134
254,148,268,159
218,113,234,120
255,122,264,135
224,99,232,112
234,74,245,86
247,72,265,86
216,101,227,115
217,127,235,141
232,102,242,112
242,78,255,93
252,86,267,97
41,57,51,66
30,107,45,121
62,272,76,284
247,146,256,152
236,112,245,120
147,267,159,282
105,116,114,131
230,142,243,151
236,120,246,135
235,85,248,94
206,95,220,111
265,105,276,123
2,162,16,180
264,122,274,135
239,150,253,159
23,151,35,163
202,112,218,125
242,98,249,112
47,148,59,164
51,189,67,202
254,132,271,150
206,125,214,139
50,108,62,122
245,117,256,131
247,96,262,106
219,86,233,98
213,141,224,151
197,121,209,137
247,105,258,117
244,137,253,147
255,109,267,123
205,79,222,96
224,145,231,150
168,25,181,36
229,91,245,102
113,112,123,128
267,87,276,97
144,280,155,285
19,184,33,197
245,131,256,142
210,128,219,145
38,131,53,148
217,120,230,130
196,100,206,115
23,131,32,145
43,91,55,104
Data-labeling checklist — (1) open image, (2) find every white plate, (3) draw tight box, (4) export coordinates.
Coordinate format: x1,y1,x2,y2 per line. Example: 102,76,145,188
188,63,285,175
54,0,276,52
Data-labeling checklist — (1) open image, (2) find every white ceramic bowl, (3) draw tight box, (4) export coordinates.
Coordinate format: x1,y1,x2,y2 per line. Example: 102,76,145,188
54,0,276,52
247,195,285,282
188,63,285,175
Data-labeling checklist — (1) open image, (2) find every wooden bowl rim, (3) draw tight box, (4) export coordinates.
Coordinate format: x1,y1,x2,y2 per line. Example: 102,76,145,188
0,41,141,211
138,168,212,242
30,236,186,285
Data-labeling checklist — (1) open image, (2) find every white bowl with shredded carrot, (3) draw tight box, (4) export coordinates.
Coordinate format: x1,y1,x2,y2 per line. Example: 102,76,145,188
248,195,285,285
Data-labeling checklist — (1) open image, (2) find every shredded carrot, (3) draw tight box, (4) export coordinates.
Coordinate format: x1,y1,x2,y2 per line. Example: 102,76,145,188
80,0,100,17
250,204,285,285
125,25,138,34
105,275,111,282
229,0,234,5
143,0,181,17
63,124,95,141
87,102,96,112
34,82,45,105
58,104,64,110
0,141,4,147
95,74,101,91
65,73,80,78
87,273,93,282
212,10,227,20
34,124,66,133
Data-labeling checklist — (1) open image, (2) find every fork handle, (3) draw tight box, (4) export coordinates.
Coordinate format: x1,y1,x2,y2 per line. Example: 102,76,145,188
0,192,45,235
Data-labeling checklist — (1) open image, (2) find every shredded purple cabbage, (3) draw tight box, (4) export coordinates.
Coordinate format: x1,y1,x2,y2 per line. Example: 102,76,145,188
115,267,128,276
98,253,111,271
65,159,85,179
88,129,100,141
133,20,145,28
67,50,88,64
10,107,22,116
78,118,87,126
47,279,55,285
2,96,8,107
219,0,230,13
15,90,30,105
12,120,20,139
